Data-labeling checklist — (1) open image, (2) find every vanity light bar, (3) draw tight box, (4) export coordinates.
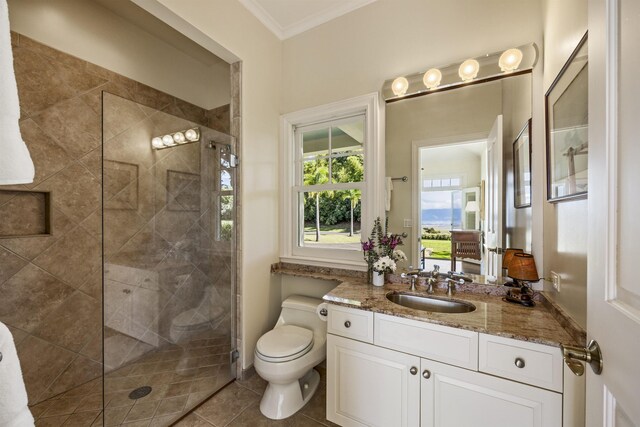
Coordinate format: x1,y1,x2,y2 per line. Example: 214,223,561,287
151,127,200,150
383,42,538,101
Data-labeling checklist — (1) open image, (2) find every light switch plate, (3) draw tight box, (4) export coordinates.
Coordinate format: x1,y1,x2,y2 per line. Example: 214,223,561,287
550,271,561,292
403,219,411,228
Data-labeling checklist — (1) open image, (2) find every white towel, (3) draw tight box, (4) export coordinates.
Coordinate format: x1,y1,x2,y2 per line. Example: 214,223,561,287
0,0,35,185
385,177,393,211
0,322,34,427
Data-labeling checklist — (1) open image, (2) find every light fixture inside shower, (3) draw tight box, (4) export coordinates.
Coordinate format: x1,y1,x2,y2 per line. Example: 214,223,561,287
151,127,201,150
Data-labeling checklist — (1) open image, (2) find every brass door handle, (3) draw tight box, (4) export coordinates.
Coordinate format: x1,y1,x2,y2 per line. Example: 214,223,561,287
561,340,603,376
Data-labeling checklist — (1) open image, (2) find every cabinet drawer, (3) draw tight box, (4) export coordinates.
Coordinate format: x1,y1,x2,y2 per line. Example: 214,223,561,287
374,313,478,370
327,305,374,343
478,334,563,392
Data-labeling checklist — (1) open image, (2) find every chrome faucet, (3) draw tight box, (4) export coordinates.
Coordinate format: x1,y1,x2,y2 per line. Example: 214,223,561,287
401,270,419,292
445,278,465,297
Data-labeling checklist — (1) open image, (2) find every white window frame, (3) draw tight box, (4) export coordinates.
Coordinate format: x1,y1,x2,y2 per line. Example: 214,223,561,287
280,92,385,269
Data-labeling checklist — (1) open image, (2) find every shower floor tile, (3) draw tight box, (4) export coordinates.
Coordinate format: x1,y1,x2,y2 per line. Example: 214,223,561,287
30,337,233,427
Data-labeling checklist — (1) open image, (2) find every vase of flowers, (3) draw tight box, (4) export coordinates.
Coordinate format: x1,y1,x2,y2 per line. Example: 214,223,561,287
362,217,407,286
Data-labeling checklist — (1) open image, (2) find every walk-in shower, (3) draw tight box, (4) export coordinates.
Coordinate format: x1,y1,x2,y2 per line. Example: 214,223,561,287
0,2,238,422
102,92,237,425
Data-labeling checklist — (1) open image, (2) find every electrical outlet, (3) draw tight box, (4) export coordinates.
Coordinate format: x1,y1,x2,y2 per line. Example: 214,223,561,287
403,219,412,228
550,271,561,292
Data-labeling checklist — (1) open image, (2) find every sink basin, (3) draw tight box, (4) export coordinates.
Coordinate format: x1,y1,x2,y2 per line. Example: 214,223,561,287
386,292,476,314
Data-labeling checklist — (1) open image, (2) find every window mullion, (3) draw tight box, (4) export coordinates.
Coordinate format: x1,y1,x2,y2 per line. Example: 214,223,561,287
328,125,332,184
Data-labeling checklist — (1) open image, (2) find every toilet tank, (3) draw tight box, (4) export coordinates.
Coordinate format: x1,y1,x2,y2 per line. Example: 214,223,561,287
276,295,326,333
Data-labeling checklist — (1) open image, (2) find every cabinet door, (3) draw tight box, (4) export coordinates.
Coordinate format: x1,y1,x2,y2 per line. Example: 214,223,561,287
420,358,562,427
327,334,420,427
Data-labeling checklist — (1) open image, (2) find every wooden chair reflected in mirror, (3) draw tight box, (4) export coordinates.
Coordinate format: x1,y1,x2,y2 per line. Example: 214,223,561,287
450,230,482,272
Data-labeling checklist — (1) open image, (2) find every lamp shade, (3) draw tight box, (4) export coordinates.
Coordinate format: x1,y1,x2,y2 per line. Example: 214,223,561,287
502,248,524,270
0,0,35,185
508,253,539,282
465,201,479,212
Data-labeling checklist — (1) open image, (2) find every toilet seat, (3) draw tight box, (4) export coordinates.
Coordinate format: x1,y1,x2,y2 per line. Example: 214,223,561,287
256,325,313,363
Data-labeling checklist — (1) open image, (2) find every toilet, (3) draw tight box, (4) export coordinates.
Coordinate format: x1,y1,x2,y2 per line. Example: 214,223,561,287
169,286,225,344
254,295,328,420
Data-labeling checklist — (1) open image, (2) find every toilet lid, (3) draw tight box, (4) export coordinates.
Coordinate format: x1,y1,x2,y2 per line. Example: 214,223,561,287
256,325,313,362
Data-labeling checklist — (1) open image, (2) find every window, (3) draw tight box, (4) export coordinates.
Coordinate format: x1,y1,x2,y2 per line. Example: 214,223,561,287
422,174,465,190
295,115,364,250
281,93,383,267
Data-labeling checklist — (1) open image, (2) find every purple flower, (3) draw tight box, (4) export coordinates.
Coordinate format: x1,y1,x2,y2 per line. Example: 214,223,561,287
361,239,375,252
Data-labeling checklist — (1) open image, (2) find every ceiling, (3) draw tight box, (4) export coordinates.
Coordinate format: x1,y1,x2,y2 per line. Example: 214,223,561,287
238,0,378,40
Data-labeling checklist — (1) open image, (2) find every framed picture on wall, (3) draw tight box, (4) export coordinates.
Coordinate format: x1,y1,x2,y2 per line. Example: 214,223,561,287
545,32,588,202
513,119,532,208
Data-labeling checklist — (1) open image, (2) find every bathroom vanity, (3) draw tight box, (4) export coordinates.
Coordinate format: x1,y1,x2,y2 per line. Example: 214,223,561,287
323,281,585,427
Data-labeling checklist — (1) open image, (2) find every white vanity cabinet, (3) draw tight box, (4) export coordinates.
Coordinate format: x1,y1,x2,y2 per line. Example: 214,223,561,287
326,305,568,427
420,357,562,427
327,334,420,427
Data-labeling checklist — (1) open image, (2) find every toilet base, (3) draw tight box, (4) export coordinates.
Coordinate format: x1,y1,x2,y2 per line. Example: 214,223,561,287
259,368,320,420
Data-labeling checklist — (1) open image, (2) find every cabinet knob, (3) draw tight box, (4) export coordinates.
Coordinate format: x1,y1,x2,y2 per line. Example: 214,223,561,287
515,357,526,369
344,320,351,328
422,369,431,379
410,366,418,375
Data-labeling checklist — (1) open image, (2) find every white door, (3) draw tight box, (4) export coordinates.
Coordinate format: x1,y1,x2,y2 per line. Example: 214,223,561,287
327,334,420,427
485,115,503,276
587,0,640,425
420,358,562,427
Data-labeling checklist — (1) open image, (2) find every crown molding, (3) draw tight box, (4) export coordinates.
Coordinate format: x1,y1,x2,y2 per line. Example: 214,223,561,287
238,0,285,40
239,0,378,40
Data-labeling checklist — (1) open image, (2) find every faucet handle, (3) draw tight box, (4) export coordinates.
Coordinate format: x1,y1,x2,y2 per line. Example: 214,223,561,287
426,277,437,294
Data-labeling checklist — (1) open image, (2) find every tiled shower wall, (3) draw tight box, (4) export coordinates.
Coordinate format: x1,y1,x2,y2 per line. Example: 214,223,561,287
0,32,230,405
102,93,233,372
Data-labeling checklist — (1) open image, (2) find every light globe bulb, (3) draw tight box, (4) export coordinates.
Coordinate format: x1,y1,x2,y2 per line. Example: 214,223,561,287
151,137,164,149
499,48,523,72
458,59,480,82
391,77,409,96
423,68,442,90
173,132,186,143
162,135,175,146
185,128,199,142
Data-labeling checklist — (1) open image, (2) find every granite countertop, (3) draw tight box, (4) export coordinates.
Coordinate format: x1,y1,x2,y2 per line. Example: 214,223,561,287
323,280,581,348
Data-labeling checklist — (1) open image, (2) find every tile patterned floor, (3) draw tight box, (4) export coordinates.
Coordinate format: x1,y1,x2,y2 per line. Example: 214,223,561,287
28,343,335,427
174,365,338,427
29,336,233,427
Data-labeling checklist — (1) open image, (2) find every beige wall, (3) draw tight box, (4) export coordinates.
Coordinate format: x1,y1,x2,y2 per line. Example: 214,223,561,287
386,82,503,264
155,0,283,369
282,0,543,113
7,0,230,109
540,0,588,328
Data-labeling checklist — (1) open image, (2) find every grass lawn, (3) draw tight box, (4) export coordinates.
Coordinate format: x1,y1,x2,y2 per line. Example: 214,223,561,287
304,222,361,244
422,239,452,259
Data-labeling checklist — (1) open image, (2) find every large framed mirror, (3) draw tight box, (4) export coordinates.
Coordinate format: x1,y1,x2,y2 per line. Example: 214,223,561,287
385,72,532,277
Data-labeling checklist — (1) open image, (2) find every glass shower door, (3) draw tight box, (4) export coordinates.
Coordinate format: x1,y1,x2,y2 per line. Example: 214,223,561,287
102,92,236,425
